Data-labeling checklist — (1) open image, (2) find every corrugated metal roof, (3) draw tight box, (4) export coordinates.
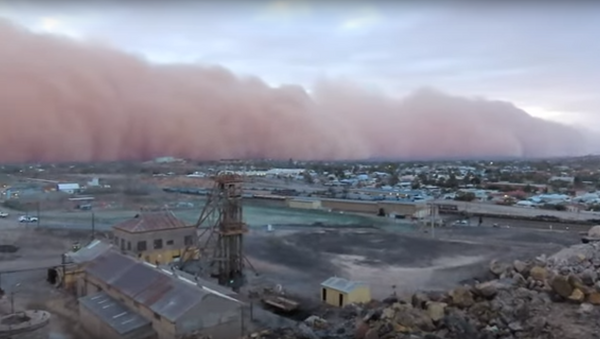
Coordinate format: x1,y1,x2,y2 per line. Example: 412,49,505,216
112,211,189,233
321,277,367,294
84,250,240,323
66,240,112,264
85,251,138,286
79,291,152,335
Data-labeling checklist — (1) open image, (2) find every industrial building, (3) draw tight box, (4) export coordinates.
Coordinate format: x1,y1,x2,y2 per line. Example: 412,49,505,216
79,249,244,339
320,198,429,219
79,292,154,339
47,239,113,293
112,211,197,265
320,277,371,307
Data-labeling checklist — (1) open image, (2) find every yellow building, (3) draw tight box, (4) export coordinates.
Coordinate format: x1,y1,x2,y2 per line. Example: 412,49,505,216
112,211,197,265
320,277,371,307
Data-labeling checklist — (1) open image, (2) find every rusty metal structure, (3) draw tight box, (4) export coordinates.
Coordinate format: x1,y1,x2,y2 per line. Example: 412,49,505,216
192,173,254,291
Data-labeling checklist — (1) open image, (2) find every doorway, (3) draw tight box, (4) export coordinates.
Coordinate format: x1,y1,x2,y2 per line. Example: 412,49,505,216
338,293,344,307
322,288,327,301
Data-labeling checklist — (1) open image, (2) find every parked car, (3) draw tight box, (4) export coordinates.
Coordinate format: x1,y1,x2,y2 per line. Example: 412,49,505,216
0,211,8,218
18,216,38,223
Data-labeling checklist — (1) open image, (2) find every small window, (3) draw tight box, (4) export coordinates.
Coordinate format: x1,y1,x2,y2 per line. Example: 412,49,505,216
154,239,163,249
137,241,147,251
154,312,161,320
184,235,194,246
166,240,174,246
127,242,131,251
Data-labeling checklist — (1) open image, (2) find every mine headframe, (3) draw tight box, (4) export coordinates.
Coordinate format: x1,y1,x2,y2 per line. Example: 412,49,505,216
194,172,255,291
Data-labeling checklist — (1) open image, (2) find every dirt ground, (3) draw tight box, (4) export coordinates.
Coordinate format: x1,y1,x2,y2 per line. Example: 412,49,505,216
0,224,94,339
243,225,581,303
0,213,585,336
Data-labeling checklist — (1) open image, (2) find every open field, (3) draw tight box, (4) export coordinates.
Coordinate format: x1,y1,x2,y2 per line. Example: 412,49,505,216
242,225,580,304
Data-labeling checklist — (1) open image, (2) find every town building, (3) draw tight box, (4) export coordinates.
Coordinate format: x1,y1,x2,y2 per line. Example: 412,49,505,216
78,250,244,339
320,198,429,219
320,277,371,307
111,211,197,265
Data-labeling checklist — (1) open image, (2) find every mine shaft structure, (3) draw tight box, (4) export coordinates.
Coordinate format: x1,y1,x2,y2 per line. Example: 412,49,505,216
193,173,254,291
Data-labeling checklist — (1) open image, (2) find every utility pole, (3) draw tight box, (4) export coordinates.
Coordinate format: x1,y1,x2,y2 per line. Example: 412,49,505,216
10,291,14,314
36,201,40,227
429,203,435,238
91,212,96,240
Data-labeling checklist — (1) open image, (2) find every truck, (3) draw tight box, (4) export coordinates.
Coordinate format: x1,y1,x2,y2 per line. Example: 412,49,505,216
18,216,38,223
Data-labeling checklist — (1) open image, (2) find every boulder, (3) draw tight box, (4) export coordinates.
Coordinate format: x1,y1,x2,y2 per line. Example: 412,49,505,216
513,260,529,274
425,301,447,322
393,304,435,332
551,275,573,298
529,266,548,281
512,273,527,287
587,292,600,305
579,269,597,286
568,274,586,290
411,292,429,309
568,288,585,303
449,286,475,308
381,307,395,319
364,328,379,339
489,260,508,276
587,225,600,238
473,279,512,298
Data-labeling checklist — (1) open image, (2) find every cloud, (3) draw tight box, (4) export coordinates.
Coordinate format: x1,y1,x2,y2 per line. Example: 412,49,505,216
0,19,597,163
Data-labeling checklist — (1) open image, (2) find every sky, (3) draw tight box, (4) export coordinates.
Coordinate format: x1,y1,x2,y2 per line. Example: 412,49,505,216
0,0,600,161
2,1,599,126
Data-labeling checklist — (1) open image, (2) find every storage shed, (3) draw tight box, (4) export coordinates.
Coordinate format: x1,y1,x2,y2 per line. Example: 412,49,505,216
79,291,155,339
321,277,371,307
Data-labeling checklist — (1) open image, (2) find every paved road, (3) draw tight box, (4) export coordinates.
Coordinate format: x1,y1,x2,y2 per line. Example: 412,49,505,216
433,199,600,222
445,215,591,234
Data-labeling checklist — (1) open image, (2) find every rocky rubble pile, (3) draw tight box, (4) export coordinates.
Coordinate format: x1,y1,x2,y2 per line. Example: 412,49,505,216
247,243,600,339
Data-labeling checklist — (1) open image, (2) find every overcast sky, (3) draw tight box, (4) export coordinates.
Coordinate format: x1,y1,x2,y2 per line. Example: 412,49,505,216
1,1,599,129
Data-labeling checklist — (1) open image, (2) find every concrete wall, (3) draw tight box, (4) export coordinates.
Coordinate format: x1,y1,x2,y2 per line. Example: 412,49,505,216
0,311,50,339
287,199,322,210
320,199,428,218
321,200,378,214
113,227,196,265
